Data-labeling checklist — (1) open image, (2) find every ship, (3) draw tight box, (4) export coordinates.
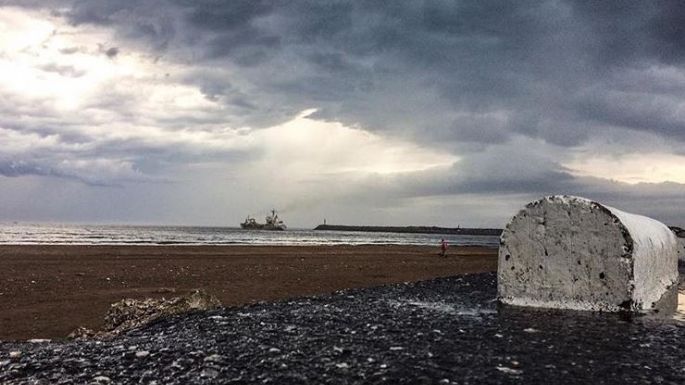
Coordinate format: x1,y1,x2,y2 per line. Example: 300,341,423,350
240,209,287,231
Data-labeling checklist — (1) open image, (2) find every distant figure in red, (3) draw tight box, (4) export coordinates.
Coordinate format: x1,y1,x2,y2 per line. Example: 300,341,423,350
440,238,448,257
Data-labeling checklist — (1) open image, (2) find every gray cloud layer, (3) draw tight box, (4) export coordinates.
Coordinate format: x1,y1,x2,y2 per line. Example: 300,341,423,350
2,0,685,226
32,0,683,145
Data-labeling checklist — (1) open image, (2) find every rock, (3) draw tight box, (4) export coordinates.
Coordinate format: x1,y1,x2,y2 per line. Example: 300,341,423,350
70,290,221,339
498,195,678,312
496,366,522,375
204,354,225,363
200,368,219,378
670,226,685,238
68,327,98,340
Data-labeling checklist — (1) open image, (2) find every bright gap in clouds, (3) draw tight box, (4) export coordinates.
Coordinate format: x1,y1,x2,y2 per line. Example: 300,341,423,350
0,5,457,188
253,110,459,177
567,153,685,184
0,6,212,112
0,7,122,110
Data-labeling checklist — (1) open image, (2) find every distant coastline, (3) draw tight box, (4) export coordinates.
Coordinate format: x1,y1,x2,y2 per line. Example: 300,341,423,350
313,224,503,236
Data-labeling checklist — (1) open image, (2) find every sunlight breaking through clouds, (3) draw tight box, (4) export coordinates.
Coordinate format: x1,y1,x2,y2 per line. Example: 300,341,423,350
567,153,685,185
0,6,457,191
254,110,459,177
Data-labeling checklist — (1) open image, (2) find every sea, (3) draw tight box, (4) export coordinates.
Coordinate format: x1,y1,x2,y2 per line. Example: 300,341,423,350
0,223,500,247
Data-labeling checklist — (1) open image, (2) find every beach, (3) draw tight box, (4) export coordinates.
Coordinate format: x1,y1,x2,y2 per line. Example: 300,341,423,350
0,244,497,341
3,273,684,384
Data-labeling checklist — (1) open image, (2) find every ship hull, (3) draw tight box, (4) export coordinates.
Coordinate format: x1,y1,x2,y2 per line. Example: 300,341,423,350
240,223,286,231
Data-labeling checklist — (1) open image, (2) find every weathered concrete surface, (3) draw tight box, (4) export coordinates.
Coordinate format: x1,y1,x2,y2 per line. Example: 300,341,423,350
499,195,678,312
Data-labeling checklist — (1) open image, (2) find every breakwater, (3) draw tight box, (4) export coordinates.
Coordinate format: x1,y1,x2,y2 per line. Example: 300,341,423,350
313,224,502,236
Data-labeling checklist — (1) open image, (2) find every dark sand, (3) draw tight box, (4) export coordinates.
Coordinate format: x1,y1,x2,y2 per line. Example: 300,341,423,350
0,244,497,341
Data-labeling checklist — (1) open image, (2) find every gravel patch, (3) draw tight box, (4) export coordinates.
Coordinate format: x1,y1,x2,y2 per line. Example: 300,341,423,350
1,272,684,384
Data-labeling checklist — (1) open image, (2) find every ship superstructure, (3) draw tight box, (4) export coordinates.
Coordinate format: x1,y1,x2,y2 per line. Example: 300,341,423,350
240,210,287,231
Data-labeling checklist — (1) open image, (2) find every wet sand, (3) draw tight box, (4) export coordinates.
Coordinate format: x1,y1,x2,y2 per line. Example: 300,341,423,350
0,244,497,341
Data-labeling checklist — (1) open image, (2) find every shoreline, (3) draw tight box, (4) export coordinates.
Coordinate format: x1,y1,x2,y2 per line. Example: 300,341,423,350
0,244,497,341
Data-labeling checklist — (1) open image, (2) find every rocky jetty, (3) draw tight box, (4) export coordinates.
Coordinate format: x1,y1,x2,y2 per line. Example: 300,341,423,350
313,224,502,236
1,272,684,384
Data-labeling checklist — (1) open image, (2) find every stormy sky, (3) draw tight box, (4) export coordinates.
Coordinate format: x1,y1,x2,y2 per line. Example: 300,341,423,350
1,0,685,227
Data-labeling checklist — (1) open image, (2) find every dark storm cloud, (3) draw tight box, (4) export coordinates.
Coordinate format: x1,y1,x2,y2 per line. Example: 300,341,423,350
568,0,685,65
3,0,685,225
0,159,118,186
8,0,685,146
171,0,685,145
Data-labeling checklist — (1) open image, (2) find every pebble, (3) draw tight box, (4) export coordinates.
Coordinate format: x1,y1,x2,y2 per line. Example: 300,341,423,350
496,366,523,375
27,339,51,344
135,351,150,358
200,368,219,378
204,354,224,363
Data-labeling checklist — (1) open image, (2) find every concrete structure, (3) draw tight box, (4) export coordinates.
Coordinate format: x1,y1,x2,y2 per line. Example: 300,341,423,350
672,227,685,262
498,195,678,312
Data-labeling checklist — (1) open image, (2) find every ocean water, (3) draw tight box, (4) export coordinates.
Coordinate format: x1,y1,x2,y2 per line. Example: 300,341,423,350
0,223,500,247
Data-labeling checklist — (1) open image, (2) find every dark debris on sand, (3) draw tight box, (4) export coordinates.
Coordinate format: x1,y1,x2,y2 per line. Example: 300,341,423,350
1,273,684,384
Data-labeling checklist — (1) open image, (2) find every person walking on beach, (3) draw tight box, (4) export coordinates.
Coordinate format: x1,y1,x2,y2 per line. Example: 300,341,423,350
440,238,448,257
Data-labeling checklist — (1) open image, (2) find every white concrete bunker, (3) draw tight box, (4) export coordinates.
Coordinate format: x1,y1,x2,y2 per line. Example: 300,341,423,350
498,196,678,312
